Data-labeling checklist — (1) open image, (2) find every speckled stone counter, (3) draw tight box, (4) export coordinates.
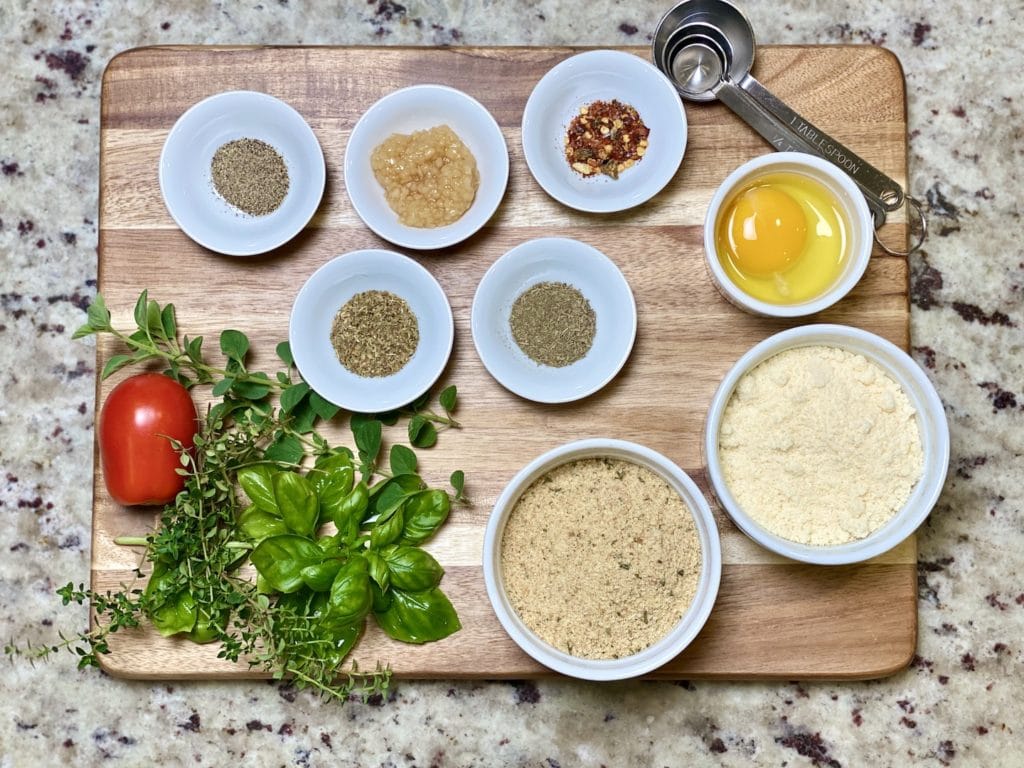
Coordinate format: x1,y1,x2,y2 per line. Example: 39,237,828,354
1,1,1021,766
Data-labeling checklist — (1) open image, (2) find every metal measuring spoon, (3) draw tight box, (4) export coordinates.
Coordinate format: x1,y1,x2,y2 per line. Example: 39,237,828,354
653,0,926,255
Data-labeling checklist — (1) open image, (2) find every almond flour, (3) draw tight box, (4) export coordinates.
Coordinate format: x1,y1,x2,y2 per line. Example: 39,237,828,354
500,457,701,659
718,345,924,546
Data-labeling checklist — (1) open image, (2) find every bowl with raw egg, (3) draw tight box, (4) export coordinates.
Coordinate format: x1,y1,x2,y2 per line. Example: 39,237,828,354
703,152,873,317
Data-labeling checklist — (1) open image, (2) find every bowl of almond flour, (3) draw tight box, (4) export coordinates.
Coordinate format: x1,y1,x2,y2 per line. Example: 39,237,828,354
704,324,950,565
482,438,721,681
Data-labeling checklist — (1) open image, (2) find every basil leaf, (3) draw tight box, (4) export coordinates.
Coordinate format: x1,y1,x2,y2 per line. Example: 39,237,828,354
389,444,418,476
374,587,461,644
370,474,424,520
251,535,323,594
370,507,403,549
327,557,372,626
273,472,319,538
329,481,368,537
160,302,177,339
364,550,390,592
237,505,289,544
439,384,457,413
401,489,450,545
314,447,354,471
237,465,279,513
150,590,198,638
211,377,234,397
300,560,342,592
315,466,355,527
407,414,426,443
370,581,392,613
381,545,444,592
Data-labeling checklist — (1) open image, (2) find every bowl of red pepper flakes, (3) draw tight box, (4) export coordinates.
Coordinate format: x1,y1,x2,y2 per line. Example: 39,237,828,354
522,50,688,213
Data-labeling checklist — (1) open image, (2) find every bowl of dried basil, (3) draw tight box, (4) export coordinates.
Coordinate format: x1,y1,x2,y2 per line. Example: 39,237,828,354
470,237,637,403
289,249,454,413
159,90,325,256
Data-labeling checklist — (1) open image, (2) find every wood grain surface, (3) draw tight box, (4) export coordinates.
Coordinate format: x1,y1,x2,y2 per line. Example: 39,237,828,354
94,45,914,680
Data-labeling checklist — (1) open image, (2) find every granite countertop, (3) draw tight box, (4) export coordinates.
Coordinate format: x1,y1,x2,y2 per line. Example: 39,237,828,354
1,1,1020,765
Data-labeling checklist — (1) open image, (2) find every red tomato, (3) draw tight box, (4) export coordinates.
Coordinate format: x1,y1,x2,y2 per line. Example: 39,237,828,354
99,372,199,506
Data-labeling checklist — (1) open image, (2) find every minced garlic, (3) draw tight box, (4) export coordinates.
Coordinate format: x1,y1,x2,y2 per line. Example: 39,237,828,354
718,345,924,546
500,457,701,659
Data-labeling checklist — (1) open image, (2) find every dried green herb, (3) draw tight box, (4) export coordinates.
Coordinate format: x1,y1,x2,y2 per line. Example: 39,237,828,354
509,282,596,367
211,138,289,216
331,290,419,378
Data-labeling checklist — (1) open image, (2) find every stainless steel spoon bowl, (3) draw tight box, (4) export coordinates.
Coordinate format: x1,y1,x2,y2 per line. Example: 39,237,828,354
653,0,926,254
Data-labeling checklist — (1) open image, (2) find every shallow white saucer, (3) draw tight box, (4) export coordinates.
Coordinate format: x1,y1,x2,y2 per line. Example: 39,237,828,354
289,250,454,413
159,90,325,256
345,84,509,250
522,50,687,213
471,237,637,404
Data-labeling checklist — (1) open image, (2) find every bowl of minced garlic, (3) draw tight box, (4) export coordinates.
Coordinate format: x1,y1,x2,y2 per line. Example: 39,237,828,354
482,439,722,681
705,324,950,566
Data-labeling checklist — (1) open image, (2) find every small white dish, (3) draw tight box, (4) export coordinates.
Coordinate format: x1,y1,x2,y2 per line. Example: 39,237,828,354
344,84,509,250
470,237,637,403
289,249,454,413
159,90,325,256
703,152,873,317
483,438,722,681
704,324,950,565
522,49,687,213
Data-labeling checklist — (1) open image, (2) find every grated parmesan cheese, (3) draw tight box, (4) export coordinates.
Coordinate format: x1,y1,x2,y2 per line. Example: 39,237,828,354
718,345,924,546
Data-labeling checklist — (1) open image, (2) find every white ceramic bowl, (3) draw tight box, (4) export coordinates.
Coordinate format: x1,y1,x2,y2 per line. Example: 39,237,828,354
289,249,454,413
704,324,950,565
470,237,637,403
522,49,687,213
483,438,722,681
344,84,509,250
703,152,873,317
159,90,325,256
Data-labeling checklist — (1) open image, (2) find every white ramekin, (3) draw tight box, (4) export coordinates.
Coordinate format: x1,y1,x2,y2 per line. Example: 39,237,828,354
482,438,722,681
704,324,949,565
703,152,874,317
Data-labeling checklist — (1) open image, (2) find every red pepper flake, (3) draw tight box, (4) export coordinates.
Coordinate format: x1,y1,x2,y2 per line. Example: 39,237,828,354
564,99,650,180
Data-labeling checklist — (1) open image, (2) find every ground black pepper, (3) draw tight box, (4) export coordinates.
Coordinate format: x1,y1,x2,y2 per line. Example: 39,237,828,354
210,138,289,216
509,282,596,367
330,290,419,378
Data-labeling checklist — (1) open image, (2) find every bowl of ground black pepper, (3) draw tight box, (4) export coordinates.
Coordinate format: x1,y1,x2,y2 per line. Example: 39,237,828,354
522,50,687,213
159,90,325,256
470,237,637,403
483,438,722,680
289,249,454,413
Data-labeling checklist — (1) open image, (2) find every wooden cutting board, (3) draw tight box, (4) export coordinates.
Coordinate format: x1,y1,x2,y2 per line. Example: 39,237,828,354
94,45,913,680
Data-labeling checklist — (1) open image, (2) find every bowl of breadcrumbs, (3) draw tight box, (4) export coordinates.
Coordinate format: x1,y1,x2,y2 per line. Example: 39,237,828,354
482,438,721,681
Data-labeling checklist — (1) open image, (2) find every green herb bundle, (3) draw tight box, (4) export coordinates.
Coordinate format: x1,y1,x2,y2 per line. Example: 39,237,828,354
10,291,466,702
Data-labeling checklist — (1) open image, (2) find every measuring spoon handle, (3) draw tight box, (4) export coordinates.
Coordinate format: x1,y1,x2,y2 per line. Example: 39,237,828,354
712,77,891,223
736,74,905,217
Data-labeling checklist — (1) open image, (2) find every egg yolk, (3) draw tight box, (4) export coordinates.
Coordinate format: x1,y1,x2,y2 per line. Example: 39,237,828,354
725,186,808,276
